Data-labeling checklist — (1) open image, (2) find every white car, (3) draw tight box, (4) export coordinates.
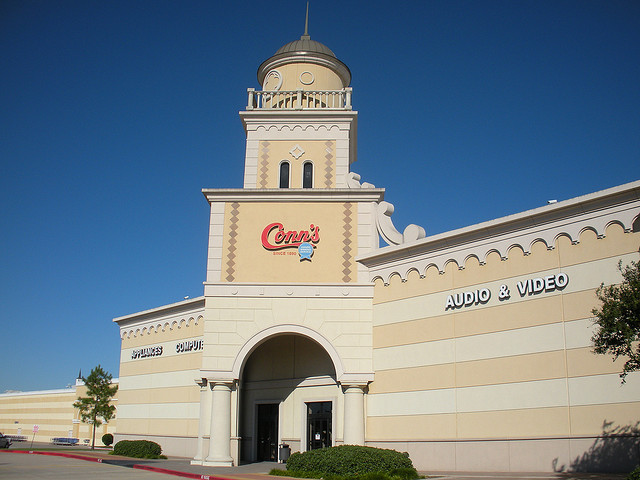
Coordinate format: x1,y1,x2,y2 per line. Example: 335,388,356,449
0,434,12,449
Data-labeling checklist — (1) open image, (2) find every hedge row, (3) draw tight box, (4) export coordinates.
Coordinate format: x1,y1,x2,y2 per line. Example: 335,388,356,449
113,440,164,459
285,445,418,477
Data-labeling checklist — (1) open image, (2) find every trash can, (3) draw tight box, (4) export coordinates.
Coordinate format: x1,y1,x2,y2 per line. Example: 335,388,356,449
279,443,291,463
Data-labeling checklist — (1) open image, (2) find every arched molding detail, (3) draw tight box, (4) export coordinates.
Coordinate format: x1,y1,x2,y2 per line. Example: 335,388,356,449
483,248,505,264
254,124,342,133
462,254,482,269
406,267,422,280
119,312,205,338
506,244,526,257
602,220,627,235
367,217,639,285
529,237,552,252
231,324,345,381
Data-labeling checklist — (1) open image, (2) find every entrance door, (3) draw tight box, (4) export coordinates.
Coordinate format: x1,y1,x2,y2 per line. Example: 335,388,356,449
307,401,332,450
257,403,278,461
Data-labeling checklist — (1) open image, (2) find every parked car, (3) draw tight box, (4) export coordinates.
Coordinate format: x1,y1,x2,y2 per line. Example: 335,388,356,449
0,433,12,449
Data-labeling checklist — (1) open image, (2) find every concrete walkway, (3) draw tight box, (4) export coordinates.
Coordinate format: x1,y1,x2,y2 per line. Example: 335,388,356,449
2,445,629,480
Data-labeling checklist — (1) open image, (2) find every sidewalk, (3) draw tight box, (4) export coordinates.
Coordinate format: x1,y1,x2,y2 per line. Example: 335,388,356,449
3,447,629,480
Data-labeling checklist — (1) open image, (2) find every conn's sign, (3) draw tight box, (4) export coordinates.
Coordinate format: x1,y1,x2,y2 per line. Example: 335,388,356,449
261,222,320,261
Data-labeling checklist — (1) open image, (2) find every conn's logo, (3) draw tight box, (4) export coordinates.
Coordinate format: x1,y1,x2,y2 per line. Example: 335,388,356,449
261,222,320,261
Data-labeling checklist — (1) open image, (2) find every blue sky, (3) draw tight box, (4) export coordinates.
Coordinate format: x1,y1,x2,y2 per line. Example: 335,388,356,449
1,1,638,392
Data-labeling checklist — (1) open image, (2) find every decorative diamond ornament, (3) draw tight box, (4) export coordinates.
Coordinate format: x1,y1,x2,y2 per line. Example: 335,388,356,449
289,144,305,159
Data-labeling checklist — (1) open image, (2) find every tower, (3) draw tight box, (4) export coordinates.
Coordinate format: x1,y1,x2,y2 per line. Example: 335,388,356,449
195,25,382,467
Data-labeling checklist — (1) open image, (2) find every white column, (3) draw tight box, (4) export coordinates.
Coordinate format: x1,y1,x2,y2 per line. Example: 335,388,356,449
190,379,208,464
204,381,234,466
343,384,366,445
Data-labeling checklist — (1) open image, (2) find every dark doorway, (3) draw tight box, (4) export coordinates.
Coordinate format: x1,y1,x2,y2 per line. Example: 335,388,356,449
257,403,278,461
307,401,331,450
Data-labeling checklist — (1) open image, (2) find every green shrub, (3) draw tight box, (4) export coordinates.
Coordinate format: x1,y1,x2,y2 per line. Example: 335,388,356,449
628,465,640,480
101,433,113,447
113,440,165,459
285,445,418,478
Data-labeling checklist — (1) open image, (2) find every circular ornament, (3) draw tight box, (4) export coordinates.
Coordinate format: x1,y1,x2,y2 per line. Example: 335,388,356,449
299,71,315,85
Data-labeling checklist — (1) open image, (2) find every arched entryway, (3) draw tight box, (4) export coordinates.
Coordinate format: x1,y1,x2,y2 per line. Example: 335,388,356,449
238,333,339,463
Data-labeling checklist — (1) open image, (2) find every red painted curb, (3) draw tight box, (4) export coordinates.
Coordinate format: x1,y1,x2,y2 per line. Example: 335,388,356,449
133,464,240,480
2,450,248,480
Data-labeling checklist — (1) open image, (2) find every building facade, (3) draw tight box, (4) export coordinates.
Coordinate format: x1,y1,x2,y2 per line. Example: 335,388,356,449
59,30,640,472
0,378,117,445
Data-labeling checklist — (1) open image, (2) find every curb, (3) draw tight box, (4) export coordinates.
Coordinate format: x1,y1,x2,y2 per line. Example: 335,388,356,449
1,449,240,480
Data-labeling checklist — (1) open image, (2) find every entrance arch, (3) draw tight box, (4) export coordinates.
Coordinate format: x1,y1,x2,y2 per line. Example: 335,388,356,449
235,327,342,463
231,324,345,380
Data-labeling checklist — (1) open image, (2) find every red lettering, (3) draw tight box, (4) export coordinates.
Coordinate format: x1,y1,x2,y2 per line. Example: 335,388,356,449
261,223,283,250
261,222,320,251
310,225,320,243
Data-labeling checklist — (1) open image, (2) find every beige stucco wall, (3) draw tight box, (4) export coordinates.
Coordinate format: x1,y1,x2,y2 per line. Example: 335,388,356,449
220,201,357,284
0,385,117,446
116,316,203,455
367,224,640,471
255,140,336,189
263,64,344,92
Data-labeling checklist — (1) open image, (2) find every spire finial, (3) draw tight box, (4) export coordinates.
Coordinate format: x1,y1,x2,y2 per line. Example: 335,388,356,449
301,2,310,40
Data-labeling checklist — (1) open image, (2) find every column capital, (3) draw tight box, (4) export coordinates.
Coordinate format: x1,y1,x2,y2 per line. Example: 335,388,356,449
338,372,374,385
207,379,236,389
194,377,208,388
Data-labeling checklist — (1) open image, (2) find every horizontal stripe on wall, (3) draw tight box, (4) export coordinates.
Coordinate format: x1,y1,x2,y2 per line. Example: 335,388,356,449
373,320,593,371
116,417,199,437
119,370,201,391
368,372,640,417
117,402,199,420
373,254,633,327
118,385,199,405
370,350,572,394
373,289,598,349
119,352,202,377
568,372,640,406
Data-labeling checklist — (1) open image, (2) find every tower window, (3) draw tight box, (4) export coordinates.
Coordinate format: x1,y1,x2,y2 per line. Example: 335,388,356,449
279,161,290,188
303,162,313,188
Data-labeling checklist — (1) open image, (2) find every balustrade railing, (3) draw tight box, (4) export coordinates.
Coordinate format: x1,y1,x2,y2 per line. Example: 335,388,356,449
246,88,352,111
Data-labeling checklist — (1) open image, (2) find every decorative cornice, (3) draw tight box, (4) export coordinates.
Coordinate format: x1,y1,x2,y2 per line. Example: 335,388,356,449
113,296,204,324
114,296,205,339
202,188,385,204
240,110,357,132
358,180,640,284
203,282,374,299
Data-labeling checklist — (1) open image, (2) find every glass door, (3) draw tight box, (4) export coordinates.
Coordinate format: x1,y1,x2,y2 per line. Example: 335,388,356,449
257,403,278,461
307,401,332,450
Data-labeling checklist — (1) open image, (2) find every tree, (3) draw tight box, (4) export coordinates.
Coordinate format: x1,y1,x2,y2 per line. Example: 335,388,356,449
591,250,640,382
73,365,118,449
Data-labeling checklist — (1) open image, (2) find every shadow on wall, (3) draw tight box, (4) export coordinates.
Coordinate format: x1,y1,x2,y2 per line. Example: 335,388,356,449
553,421,640,473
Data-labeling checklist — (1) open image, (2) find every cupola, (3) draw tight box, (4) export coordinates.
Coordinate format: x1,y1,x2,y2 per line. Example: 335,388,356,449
257,13,351,92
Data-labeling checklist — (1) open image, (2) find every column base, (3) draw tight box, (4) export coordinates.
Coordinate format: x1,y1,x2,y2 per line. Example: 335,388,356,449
203,457,233,467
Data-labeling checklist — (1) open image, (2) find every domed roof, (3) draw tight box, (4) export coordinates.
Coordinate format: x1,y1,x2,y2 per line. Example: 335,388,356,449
275,35,336,57
257,33,351,87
